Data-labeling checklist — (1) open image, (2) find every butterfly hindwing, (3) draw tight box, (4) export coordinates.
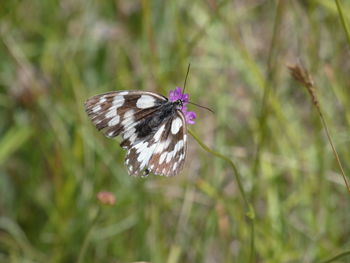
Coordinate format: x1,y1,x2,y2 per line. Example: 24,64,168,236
124,110,187,176
148,111,187,176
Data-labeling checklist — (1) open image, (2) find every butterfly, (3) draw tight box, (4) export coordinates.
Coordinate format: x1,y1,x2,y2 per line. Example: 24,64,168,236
84,87,196,177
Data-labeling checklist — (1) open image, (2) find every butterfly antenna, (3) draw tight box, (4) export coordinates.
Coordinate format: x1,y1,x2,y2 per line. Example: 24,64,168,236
188,101,215,114
182,63,191,94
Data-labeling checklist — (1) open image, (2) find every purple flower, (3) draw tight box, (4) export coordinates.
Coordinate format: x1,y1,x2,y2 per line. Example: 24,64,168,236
168,87,196,125
169,87,189,103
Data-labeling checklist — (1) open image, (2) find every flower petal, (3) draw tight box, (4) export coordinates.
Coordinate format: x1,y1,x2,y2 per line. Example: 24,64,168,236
181,106,196,124
168,87,190,103
168,87,196,124
185,111,196,124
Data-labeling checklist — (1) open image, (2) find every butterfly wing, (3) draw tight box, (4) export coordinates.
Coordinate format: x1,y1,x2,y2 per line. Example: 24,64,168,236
124,110,187,176
85,91,167,138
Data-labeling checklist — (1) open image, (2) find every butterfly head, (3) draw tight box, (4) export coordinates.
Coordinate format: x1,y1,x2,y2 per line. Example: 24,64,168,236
174,98,184,109
168,87,196,125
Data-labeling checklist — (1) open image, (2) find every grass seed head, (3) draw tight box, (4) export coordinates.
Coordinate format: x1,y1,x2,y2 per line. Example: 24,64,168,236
288,63,319,109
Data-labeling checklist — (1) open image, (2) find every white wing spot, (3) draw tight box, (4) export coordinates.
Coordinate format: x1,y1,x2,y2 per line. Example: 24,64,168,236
99,97,107,104
154,124,165,142
135,141,149,153
137,144,156,169
175,140,184,153
122,110,135,128
166,151,174,163
179,154,185,161
105,108,117,118
122,118,136,129
171,117,182,134
136,95,155,109
92,105,101,113
112,96,125,108
172,162,178,171
159,151,167,164
154,138,171,154
124,109,135,118
108,115,120,126
129,133,137,144
123,128,136,140
119,91,129,95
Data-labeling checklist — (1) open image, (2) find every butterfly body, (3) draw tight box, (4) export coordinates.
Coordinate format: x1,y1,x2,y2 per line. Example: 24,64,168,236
85,90,192,177
133,100,182,138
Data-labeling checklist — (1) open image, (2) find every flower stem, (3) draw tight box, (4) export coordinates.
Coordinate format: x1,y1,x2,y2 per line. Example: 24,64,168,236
188,129,255,261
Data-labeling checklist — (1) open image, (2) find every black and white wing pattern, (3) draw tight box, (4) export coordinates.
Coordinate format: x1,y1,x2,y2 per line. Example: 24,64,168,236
123,111,187,177
84,90,187,177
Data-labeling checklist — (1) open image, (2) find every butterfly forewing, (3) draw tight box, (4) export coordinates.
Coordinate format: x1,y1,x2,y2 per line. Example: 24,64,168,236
85,90,188,177
85,91,167,138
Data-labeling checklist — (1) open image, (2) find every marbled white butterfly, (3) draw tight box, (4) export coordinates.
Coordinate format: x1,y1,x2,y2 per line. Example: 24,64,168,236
84,86,196,177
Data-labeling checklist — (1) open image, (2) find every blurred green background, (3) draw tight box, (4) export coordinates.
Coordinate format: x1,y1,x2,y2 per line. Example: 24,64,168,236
1,0,350,262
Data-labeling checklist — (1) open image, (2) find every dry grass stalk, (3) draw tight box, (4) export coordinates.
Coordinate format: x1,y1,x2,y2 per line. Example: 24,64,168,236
288,63,350,194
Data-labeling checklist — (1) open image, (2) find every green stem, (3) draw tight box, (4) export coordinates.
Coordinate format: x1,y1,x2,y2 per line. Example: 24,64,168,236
189,129,248,207
252,0,285,182
335,0,350,47
188,129,255,261
77,207,101,263
320,250,350,263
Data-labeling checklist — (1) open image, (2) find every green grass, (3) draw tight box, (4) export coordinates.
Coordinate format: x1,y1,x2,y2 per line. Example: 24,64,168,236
1,0,350,262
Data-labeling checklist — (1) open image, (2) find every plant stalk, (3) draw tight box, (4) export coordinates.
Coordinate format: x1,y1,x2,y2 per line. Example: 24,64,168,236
189,129,255,262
